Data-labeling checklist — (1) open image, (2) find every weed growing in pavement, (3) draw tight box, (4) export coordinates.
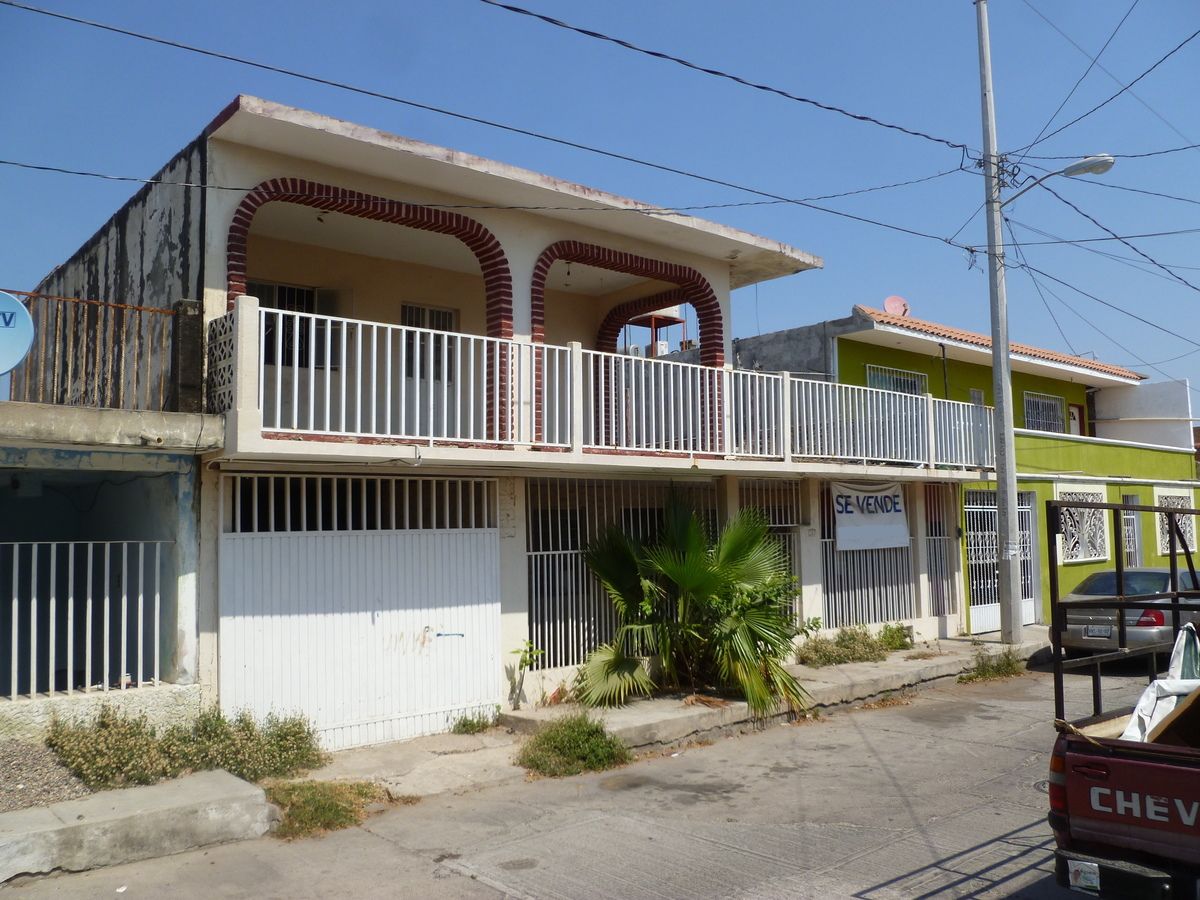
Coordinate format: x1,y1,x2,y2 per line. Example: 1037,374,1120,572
266,780,383,839
450,707,500,735
515,714,630,777
795,625,890,667
958,648,1025,684
877,623,914,651
47,705,325,789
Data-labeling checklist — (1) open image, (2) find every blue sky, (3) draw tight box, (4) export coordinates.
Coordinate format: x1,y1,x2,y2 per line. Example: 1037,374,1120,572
2,1,1198,391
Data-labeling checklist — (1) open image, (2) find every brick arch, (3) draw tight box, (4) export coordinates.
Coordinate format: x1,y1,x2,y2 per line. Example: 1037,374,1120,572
224,178,513,339
530,241,724,366
595,288,690,356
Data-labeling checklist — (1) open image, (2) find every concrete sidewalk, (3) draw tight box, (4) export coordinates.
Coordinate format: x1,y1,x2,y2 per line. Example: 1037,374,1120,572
312,627,1049,800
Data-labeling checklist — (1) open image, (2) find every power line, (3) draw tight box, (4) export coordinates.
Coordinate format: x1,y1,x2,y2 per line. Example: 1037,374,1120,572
1068,176,1200,208
969,225,1200,249
1007,217,1200,275
1013,0,1140,165
474,0,975,154
1038,181,1200,293
1024,142,1200,161
1007,22,1200,154
1018,0,1194,147
0,1,981,252
1003,218,1078,353
0,156,967,212
1008,257,1200,350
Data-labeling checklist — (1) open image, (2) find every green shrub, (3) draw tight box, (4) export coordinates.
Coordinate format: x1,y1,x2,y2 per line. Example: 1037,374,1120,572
47,705,325,790
515,714,630,777
450,708,499,735
877,623,914,652
958,648,1025,683
266,780,382,839
795,625,890,667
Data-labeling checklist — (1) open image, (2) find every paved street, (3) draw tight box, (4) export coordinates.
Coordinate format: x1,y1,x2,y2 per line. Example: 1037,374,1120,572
7,667,1147,899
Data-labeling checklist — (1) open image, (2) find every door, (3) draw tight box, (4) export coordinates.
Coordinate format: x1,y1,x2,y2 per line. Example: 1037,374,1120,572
218,475,503,750
964,490,1038,634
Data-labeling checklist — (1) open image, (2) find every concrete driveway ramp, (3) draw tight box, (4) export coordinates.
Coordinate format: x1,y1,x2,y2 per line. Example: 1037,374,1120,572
0,770,274,883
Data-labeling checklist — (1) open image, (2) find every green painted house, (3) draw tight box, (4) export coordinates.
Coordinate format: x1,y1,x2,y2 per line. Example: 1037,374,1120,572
722,303,1199,634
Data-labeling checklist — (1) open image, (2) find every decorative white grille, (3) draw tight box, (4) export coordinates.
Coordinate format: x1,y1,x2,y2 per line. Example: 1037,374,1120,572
1155,491,1197,555
1058,488,1108,562
206,311,236,414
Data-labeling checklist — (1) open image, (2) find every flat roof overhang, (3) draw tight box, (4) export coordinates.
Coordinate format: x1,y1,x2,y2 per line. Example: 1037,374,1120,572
206,96,823,288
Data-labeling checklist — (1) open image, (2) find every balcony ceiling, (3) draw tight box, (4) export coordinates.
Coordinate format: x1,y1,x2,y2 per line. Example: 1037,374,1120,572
209,96,823,288
252,203,660,295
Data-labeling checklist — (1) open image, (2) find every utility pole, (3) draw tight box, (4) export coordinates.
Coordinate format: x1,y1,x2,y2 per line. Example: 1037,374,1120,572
975,0,1023,645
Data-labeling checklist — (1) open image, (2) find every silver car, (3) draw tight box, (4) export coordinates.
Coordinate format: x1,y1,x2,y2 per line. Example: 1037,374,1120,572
1054,568,1200,654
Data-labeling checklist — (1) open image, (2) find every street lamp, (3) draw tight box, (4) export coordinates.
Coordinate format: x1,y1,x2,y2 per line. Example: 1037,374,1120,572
1000,154,1116,209
974,0,1113,644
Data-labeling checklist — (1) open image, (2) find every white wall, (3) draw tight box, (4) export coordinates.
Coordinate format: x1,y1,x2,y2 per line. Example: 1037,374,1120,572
1094,380,1194,449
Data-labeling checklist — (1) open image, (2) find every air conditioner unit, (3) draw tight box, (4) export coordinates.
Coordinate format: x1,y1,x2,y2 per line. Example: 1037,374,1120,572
652,340,670,358
625,344,644,357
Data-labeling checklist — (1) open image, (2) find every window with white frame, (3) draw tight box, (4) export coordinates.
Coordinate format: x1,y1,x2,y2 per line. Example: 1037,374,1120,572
1057,484,1109,563
401,303,459,378
1023,391,1066,433
249,280,335,366
866,365,928,395
1154,488,1197,555
969,388,985,406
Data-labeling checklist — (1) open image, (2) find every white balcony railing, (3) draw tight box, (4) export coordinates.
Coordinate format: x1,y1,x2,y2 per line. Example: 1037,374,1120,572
216,300,996,469
581,350,725,455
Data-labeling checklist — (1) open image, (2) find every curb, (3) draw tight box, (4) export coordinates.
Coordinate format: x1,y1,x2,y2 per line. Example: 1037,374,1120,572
0,770,275,883
500,639,1052,751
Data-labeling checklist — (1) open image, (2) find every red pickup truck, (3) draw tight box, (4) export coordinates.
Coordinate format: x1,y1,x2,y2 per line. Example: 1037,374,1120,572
1047,498,1200,897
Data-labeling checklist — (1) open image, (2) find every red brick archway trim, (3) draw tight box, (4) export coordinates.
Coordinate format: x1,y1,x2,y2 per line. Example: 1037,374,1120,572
224,178,513,339
595,288,690,356
530,241,724,367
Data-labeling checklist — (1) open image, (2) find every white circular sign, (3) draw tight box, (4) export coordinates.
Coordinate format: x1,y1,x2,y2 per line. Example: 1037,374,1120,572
0,291,34,375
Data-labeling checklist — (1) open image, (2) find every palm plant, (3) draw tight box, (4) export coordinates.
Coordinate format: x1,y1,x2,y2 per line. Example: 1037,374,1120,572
578,498,809,716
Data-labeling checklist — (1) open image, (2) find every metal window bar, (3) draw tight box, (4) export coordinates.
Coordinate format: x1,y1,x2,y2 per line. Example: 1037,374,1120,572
1023,391,1066,433
865,364,928,396
2,541,171,699
525,477,718,670
220,474,497,534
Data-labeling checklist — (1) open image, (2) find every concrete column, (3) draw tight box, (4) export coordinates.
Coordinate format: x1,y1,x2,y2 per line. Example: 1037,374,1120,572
779,372,794,463
496,476,530,701
716,474,740,524
166,468,200,685
228,295,261,451
194,464,221,706
797,479,825,626
912,483,933,622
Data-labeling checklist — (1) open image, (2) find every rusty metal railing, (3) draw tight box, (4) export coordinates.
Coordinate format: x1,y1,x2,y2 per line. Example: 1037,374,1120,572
6,290,176,412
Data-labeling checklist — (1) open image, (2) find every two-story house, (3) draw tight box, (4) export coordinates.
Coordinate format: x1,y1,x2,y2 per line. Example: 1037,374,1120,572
717,302,1199,635
4,96,1006,750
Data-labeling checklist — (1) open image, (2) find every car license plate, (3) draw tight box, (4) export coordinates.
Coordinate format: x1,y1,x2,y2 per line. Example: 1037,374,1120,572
1085,625,1112,639
1067,859,1100,893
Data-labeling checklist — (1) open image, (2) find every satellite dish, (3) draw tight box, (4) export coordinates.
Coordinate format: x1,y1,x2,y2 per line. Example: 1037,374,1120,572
883,295,910,317
0,291,34,376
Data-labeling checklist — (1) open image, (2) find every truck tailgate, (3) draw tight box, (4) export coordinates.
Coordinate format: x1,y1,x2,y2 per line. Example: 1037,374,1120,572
1066,740,1200,866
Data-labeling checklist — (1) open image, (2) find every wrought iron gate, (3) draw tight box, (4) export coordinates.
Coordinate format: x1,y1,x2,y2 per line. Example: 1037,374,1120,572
964,489,1038,633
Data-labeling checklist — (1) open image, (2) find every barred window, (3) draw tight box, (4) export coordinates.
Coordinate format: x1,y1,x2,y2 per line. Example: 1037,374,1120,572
866,365,928,395
1155,491,1197,555
1023,391,1066,433
1058,488,1108,563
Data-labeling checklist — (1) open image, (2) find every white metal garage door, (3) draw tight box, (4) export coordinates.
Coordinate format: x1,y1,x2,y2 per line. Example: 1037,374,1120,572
218,475,502,750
